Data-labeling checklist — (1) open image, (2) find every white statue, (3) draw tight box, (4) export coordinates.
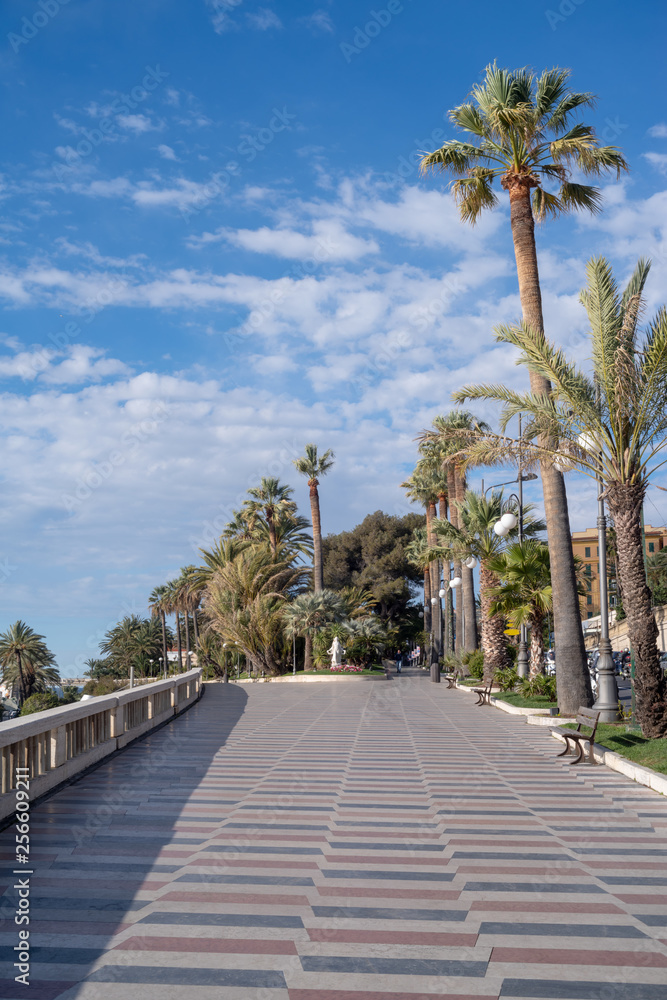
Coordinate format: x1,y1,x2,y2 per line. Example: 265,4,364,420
327,636,344,668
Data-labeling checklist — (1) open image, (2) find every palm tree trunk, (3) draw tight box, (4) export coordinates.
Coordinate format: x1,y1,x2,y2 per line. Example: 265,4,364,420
462,564,478,651
310,483,324,591
304,634,313,671
479,562,509,682
607,484,667,737
426,501,440,662
268,513,277,554
423,566,432,636
192,607,199,645
160,611,168,677
184,612,191,659
508,180,591,715
176,613,183,670
16,648,26,708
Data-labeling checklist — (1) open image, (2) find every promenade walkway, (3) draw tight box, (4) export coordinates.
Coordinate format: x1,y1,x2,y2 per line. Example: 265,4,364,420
1,671,667,999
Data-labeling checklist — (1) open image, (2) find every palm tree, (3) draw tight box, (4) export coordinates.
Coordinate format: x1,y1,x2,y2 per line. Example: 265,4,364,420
454,256,667,734
148,584,170,676
401,469,440,657
0,621,58,707
294,443,335,592
243,477,298,555
487,540,553,676
420,64,627,708
163,579,183,670
419,410,490,652
282,590,346,670
435,490,545,682
203,546,309,675
406,526,432,642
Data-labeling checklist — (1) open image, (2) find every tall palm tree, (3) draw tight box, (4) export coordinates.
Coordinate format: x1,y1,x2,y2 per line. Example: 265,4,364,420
243,477,298,555
294,443,335,592
148,584,170,676
454,256,667,734
406,526,432,642
163,579,183,671
401,468,440,658
420,64,627,707
0,621,58,707
435,490,545,682
420,410,490,652
487,540,553,677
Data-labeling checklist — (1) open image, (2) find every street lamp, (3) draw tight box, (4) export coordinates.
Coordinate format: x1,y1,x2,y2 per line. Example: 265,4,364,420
484,462,538,680
429,596,439,683
222,642,229,684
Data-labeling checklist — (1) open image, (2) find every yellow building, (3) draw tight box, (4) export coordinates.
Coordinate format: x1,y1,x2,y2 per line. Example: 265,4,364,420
572,524,667,619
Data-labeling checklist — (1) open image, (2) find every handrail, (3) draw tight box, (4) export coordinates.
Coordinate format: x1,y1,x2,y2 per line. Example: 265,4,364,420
0,669,202,820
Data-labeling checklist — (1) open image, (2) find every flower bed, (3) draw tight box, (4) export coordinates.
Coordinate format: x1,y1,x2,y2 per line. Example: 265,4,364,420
330,663,365,673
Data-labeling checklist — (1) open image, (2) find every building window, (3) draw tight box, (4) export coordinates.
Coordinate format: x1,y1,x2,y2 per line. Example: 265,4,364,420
587,611,593,618
587,595,592,605
584,564,592,575
649,542,655,553
585,546,590,557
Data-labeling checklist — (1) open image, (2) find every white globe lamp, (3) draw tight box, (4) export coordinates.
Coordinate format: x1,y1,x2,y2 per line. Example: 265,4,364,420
500,511,518,530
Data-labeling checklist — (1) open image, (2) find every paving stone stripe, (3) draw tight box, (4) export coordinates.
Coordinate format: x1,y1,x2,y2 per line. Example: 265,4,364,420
1,671,666,1000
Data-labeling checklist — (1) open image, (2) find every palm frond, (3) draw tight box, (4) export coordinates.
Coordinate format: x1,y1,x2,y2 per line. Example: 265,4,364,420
451,169,499,224
543,89,596,134
419,141,486,175
558,181,604,214
532,187,563,221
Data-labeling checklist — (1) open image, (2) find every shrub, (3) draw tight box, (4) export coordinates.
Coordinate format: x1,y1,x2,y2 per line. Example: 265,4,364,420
20,692,60,716
520,674,557,700
495,668,519,692
461,649,484,679
82,678,121,697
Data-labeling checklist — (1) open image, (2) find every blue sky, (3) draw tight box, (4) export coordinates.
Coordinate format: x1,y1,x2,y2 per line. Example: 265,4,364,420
1,0,667,675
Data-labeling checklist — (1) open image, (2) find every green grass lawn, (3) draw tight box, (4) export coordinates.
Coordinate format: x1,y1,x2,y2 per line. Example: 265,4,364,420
301,666,384,675
493,692,558,709
563,721,667,775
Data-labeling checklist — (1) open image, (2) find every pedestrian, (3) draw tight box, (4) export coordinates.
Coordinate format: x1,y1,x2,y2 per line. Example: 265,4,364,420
395,648,403,674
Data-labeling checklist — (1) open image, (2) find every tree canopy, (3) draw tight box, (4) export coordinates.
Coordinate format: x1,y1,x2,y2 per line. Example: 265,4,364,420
322,511,425,619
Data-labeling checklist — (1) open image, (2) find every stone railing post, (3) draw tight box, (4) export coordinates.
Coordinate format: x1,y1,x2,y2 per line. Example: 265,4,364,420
110,701,124,739
50,725,67,769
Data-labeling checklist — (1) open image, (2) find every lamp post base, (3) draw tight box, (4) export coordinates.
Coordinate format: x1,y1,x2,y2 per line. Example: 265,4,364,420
517,634,529,679
593,638,621,722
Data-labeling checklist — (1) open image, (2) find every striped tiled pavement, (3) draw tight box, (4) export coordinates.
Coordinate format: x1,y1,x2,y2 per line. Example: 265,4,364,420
1,669,667,999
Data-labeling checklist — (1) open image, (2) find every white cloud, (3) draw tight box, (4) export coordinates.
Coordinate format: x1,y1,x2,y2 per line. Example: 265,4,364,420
648,124,667,139
246,7,282,29
193,219,379,261
157,143,178,160
116,114,164,134
643,152,667,175
301,9,334,33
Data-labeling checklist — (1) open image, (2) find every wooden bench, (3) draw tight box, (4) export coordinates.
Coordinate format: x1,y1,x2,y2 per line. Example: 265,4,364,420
472,675,494,706
552,707,601,765
443,673,457,689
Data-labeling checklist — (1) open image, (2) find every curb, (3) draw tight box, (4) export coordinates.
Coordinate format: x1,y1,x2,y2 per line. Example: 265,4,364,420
450,681,667,797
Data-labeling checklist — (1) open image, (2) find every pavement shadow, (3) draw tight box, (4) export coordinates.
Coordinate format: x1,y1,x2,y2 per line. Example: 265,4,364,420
0,683,248,999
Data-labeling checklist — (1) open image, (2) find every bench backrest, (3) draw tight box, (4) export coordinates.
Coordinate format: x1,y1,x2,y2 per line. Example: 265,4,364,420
575,707,600,733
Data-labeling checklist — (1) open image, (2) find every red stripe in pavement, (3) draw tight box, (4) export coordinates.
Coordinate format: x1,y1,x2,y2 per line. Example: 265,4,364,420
210,834,328,842
185,858,320,869
584,860,667,869
115,936,297,953
307,929,478,946
447,839,550,847
469,900,624,913
317,887,460,900
160,891,311,905
22,921,133,936
323,855,452,865
490,947,667,967
288,991,490,1000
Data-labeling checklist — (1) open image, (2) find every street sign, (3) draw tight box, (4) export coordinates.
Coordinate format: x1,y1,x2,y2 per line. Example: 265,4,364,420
504,628,521,636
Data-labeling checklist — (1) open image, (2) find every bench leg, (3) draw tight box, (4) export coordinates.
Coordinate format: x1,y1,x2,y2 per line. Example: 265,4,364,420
556,737,572,758
570,740,585,765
